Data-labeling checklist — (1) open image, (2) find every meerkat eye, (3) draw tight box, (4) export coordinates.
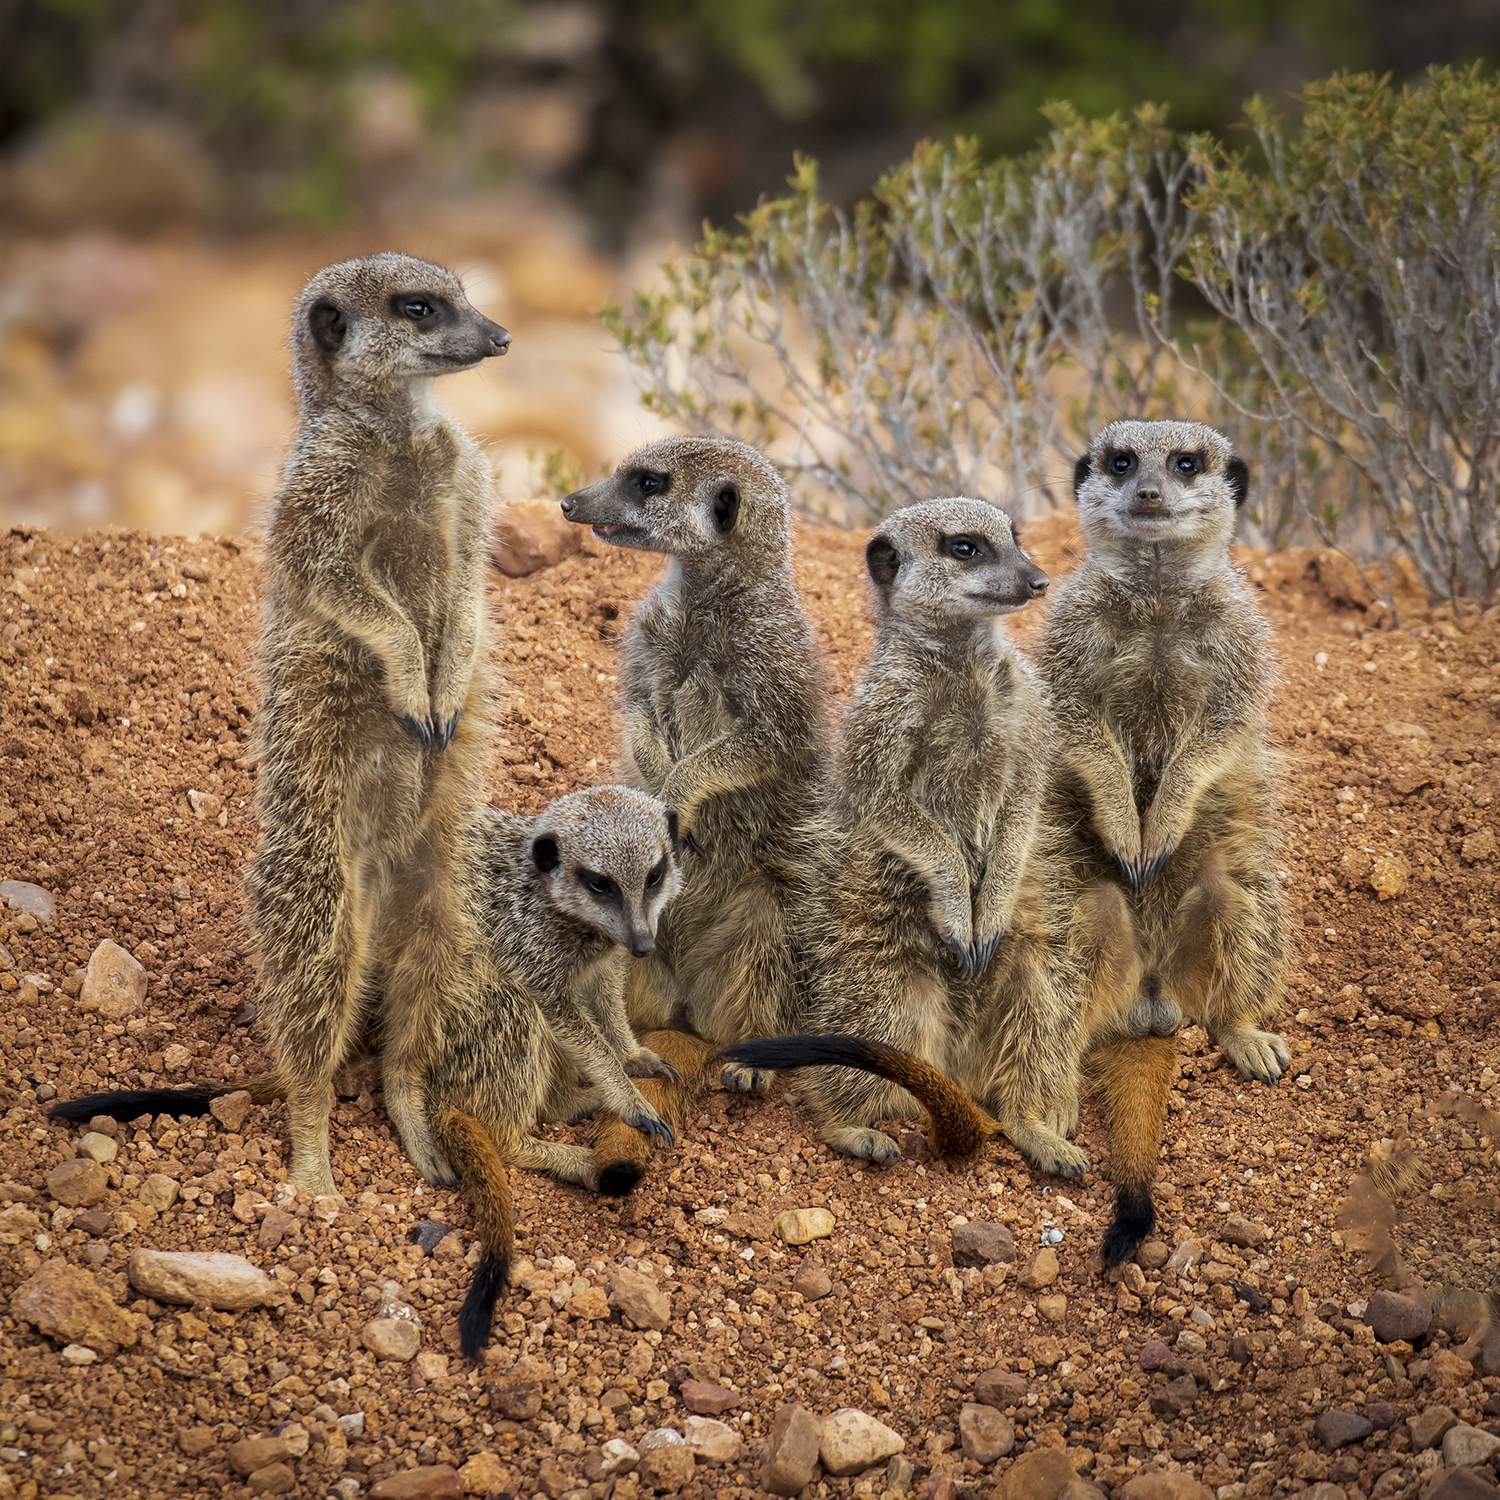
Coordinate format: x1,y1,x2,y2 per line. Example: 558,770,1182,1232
1110,451,1137,475
645,858,667,891
1175,454,1199,476
580,870,619,899
399,298,435,322
947,538,978,561
634,471,669,497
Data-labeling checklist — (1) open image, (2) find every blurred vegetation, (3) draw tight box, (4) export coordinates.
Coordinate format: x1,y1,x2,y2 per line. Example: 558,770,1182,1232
3,0,1499,233
606,66,1500,613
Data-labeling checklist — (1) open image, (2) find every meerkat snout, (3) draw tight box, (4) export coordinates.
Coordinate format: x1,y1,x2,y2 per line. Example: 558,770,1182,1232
866,497,1046,621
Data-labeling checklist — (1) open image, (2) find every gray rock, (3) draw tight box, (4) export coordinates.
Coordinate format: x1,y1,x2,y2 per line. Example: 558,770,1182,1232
1367,1289,1433,1344
791,1254,832,1301
952,1220,1016,1267
362,1317,420,1361
413,1219,452,1254
636,1428,684,1453
975,1368,1026,1409
760,1404,822,1496
958,1402,1014,1463
1424,1469,1500,1500
1148,1375,1198,1416
1165,1238,1203,1272
1,881,55,922
128,1250,276,1309
1409,1406,1458,1451
1443,1426,1500,1468
1314,1409,1373,1449
1221,1215,1269,1248
886,1455,914,1495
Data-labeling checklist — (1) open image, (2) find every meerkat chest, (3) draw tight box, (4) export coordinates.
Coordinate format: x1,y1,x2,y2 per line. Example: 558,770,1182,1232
910,668,1019,844
1095,607,1219,760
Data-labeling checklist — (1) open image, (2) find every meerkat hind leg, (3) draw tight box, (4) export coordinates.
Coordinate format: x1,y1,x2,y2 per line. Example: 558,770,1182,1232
1000,1118,1089,1178
513,1136,599,1191
1212,1023,1290,1085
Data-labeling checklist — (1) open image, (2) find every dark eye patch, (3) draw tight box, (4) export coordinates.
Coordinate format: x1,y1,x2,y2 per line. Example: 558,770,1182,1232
1172,450,1205,477
632,470,671,497
941,532,996,564
1106,448,1138,476
579,869,620,899
391,293,445,323
645,857,667,891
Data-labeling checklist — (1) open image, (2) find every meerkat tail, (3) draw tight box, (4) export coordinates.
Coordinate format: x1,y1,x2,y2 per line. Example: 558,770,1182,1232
721,1034,1001,1159
1089,1034,1178,1265
48,1072,284,1125
434,1108,515,1360
592,1031,717,1196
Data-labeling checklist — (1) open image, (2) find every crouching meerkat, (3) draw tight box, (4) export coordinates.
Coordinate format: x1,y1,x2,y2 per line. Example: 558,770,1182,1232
431,785,682,1356
560,437,826,1088
725,498,1087,1178
1038,418,1291,1260
48,255,512,1198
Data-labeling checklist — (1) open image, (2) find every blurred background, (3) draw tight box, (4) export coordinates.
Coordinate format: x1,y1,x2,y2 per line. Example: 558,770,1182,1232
1,0,1497,538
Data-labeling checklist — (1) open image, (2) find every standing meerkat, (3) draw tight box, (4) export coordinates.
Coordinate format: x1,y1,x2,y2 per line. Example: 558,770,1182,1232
1037,418,1291,1260
725,499,1086,1178
429,785,682,1356
559,437,826,1087
235,252,508,1196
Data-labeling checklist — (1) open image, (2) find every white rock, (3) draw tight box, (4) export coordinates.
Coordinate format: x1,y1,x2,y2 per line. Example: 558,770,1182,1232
818,1409,905,1476
77,1132,117,1164
61,1344,98,1366
361,1317,420,1361
638,1428,685,1452
595,1439,639,1476
127,1249,277,1309
684,1415,741,1463
79,940,146,1019
774,1208,836,1245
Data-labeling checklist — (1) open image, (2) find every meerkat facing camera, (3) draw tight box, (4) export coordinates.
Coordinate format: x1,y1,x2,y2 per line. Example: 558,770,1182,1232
560,437,827,1088
1038,418,1291,1260
430,785,682,1357
725,498,1086,1178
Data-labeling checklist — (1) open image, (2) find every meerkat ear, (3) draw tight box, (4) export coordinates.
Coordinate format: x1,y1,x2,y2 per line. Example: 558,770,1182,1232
1226,455,1250,509
531,834,560,874
308,299,347,354
713,483,740,534
1073,453,1091,497
665,809,681,856
866,535,900,587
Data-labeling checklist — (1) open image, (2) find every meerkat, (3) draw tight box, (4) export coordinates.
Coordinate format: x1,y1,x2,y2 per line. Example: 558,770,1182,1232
559,437,826,1090
724,498,1086,1178
1038,418,1291,1260
428,785,684,1356
50,255,511,1199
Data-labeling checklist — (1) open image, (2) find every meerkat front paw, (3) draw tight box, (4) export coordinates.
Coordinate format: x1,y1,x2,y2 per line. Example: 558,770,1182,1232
626,1047,683,1082
1214,1024,1290,1085
720,1062,773,1094
1044,1088,1081,1141
823,1125,902,1165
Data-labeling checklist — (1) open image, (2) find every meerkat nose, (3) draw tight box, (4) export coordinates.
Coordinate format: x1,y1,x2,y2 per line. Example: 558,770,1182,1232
482,320,512,355
1028,572,1048,597
1136,487,1161,502
560,493,576,515
630,938,656,958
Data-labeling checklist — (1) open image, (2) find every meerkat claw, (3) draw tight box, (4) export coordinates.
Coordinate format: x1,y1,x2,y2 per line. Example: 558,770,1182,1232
651,1057,684,1082
945,936,977,975
406,714,434,747
968,931,1003,974
438,710,461,749
634,1114,675,1148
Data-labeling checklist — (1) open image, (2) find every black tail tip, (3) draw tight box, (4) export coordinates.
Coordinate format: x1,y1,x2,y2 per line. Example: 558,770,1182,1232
597,1159,647,1198
1102,1184,1157,1266
46,1088,215,1124
458,1254,509,1361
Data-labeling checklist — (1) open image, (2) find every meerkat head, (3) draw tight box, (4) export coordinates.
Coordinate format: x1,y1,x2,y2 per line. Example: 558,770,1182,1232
865,497,1047,628
291,252,510,410
1073,419,1248,567
559,436,792,566
527,786,682,958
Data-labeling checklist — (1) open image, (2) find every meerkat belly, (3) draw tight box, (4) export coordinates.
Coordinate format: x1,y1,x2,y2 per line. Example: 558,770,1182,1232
910,705,1011,880
1097,635,1214,772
